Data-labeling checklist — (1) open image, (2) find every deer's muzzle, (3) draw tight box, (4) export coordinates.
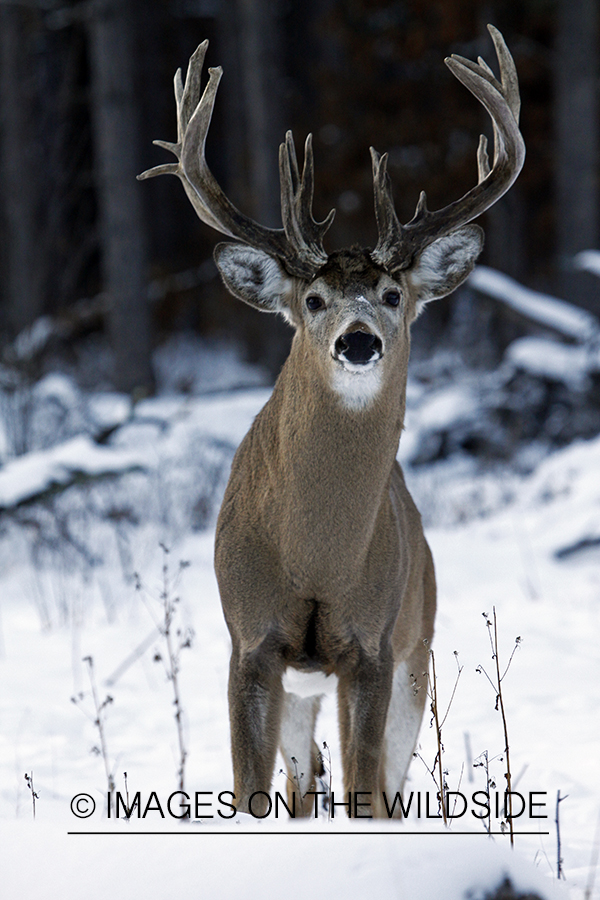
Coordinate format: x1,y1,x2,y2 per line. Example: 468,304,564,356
334,330,383,366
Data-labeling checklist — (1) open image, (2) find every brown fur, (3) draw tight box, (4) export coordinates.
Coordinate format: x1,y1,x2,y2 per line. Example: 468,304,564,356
214,249,444,816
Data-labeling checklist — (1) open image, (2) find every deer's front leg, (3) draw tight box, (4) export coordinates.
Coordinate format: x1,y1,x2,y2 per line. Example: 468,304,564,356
337,649,394,812
227,638,284,816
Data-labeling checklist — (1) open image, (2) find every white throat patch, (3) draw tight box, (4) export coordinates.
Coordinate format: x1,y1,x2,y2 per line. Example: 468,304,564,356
330,360,383,410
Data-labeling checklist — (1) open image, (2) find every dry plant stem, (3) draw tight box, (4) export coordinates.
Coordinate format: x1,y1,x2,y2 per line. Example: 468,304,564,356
450,763,465,821
429,650,447,825
24,771,38,819
292,757,305,816
135,546,193,797
556,790,568,880
491,608,514,847
160,550,187,794
481,751,492,835
123,771,132,820
478,609,520,846
318,742,333,822
84,655,115,802
425,647,463,825
278,758,305,816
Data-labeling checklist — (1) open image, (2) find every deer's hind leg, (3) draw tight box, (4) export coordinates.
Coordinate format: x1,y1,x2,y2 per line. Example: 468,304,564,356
279,692,323,817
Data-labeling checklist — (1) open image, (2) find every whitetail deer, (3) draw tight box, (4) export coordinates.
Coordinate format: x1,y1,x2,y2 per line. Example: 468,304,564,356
139,25,524,817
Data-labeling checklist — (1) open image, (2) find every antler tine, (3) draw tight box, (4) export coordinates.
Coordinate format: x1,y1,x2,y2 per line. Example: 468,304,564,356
297,135,334,243
372,26,524,272
370,147,402,249
279,132,335,271
178,41,207,139
488,24,520,123
139,42,334,279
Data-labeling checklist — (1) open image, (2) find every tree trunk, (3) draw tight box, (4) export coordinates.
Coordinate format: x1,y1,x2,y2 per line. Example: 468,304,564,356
554,0,599,307
87,0,153,394
235,0,286,230
217,0,293,375
0,6,44,335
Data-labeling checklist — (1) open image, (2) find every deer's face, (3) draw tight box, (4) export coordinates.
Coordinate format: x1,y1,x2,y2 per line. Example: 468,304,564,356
214,227,483,409
292,249,411,408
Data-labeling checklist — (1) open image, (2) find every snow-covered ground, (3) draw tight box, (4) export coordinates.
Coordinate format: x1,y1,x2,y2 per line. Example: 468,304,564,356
0,340,598,899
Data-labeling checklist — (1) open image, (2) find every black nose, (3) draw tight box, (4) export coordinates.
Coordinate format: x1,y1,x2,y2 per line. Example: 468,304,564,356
335,330,382,364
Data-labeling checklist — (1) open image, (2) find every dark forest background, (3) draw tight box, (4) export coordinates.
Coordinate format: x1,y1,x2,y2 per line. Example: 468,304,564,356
0,0,597,394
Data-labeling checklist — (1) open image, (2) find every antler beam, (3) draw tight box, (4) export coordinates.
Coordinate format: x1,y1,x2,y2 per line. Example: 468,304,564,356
370,25,526,272
138,41,334,279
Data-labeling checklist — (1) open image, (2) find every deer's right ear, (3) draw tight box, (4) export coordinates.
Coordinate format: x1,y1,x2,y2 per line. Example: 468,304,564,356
214,243,293,315
407,225,484,310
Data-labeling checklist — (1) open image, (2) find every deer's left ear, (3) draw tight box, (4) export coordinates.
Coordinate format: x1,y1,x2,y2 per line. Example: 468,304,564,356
214,242,293,317
407,224,484,308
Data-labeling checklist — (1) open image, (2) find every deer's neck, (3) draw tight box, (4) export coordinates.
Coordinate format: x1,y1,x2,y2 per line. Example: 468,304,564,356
258,339,407,563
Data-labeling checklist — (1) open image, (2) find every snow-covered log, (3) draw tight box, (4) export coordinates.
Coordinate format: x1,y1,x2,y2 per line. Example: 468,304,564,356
0,435,146,510
505,336,600,387
469,266,600,343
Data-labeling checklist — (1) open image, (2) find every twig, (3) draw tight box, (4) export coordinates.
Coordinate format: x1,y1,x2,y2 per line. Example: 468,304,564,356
429,649,447,824
24,771,39,819
72,655,115,807
135,545,192,794
556,790,568,880
278,757,306,816
424,645,463,825
317,742,333,822
477,608,521,847
449,763,465,823
292,757,305,816
123,771,132,820
473,750,495,835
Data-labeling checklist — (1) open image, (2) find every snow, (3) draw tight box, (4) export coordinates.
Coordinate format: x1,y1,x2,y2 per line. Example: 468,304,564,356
415,384,479,430
505,337,600,387
0,352,598,898
0,434,146,509
153,332,270,395
573,250,600,279
86,392,132,430
469,266,600,343
12,315,55,361
1,821,568,900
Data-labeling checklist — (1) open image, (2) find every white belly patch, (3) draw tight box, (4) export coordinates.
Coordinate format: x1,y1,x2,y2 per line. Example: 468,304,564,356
282,668,339,699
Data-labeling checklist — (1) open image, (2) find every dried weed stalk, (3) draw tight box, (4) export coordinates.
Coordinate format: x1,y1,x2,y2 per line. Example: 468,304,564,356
72,655,115,808
24,771,39,819
415,643,463,825
476,607,521,846
135,544,193,794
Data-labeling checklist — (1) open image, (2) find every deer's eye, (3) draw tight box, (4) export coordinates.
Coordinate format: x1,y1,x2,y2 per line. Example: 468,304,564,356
306,295,324,311
383,289,401,307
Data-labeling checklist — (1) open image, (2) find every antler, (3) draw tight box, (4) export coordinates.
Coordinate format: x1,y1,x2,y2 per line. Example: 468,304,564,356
138,41,334,279
370,25,525,272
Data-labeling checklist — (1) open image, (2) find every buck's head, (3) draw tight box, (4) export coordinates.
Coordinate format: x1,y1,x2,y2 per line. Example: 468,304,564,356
139,27,524,409
213,226,482,408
